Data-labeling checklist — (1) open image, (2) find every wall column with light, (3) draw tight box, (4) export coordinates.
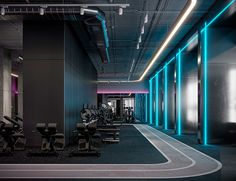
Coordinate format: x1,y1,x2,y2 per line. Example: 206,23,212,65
155,74,159,126
164,65,168,130
176,50,182,135
149,79,153,124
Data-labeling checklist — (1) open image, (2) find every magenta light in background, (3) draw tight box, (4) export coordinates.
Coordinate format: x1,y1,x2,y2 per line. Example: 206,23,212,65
11,76,18,95
97,90,149,94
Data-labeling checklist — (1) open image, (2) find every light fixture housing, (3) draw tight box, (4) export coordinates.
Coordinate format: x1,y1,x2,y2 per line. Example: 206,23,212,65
119,7,123,15
139,36,142,43
136,43,139,50
18,56,23,61
144,13,148,23
141,26,144,34
39,7,45,15
1,7,5,15
80,7,85,15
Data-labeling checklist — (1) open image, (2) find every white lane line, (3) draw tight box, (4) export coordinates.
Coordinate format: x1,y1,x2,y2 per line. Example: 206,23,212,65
142,125,222,177
134,124,196,170
0,124,222,179
148,125,222,169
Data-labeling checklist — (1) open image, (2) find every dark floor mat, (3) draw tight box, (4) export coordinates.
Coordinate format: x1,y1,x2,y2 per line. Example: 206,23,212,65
0,125,167,164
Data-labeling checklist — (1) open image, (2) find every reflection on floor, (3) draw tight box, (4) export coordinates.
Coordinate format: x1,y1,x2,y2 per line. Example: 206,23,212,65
0,124,222,180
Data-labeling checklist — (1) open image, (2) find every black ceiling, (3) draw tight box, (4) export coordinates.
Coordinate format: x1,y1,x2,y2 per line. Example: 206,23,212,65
0,0,216,81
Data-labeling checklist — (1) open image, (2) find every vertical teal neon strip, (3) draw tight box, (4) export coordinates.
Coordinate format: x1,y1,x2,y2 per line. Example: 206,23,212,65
145,94,148,123
164,65,168,130
155,74,159,126
149,79,153,124
177,50,182,135
203,22,208,145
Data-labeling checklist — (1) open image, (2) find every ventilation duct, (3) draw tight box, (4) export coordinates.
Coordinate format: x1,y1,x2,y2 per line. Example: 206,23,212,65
83,8,110,63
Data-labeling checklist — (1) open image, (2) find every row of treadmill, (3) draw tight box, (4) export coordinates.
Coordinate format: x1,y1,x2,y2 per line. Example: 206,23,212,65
0,103,122,157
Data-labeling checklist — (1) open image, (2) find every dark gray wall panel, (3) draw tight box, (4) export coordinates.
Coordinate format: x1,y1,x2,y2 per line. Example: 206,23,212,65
64,23,97,144
206,27,236,142
23,21,65,146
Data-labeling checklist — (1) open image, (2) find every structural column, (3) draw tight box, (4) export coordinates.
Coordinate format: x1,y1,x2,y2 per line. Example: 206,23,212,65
0,48,12,122
23,21,65,146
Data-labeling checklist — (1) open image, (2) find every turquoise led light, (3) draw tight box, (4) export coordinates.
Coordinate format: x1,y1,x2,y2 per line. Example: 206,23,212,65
164,65,168,130
148,0,236,142
149,79,153,124
177,50,182,135
145,94,148,123
155,74,159,126
203,22,208,145
206,0,235,29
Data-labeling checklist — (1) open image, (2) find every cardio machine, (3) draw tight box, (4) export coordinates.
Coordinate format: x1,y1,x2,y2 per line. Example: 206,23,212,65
0,116,26,155
124,107,135,123
28,123,64,156
70,105,101,157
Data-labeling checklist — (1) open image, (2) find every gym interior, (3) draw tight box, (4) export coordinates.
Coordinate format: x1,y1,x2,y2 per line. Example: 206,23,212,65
0,0,236,180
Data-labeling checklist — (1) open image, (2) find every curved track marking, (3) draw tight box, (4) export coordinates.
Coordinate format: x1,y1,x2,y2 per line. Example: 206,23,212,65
0,124,221,179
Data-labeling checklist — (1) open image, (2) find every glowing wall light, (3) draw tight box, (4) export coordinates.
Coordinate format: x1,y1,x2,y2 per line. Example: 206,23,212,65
149,79,153,124
164,65,168,130
155,74,159,126
177,49,182,135
229,69,236,123
203,22,208,145
145,94,148,123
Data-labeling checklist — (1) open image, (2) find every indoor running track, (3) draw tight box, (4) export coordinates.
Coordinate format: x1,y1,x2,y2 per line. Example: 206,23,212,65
0,124,222,179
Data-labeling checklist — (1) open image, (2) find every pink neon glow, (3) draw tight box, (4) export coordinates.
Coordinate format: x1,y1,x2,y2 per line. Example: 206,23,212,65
97,90,149,94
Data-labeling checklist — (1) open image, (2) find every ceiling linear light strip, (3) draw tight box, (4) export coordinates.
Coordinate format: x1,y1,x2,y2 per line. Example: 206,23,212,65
97,0,196,83
149,33,198,81
139,0,197,81
149,0,236,82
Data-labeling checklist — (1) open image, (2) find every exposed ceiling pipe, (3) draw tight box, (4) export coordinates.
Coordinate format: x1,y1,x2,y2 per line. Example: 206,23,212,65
83,8,110,63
